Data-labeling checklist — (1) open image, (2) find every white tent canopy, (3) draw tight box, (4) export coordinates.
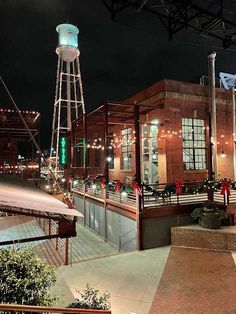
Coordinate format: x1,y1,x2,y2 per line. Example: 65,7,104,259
0,175,82,218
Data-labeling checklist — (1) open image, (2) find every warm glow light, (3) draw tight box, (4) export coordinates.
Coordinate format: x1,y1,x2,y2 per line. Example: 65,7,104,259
121,191,127,196
220,150,226,158
92,184,97,189
107,156,112,162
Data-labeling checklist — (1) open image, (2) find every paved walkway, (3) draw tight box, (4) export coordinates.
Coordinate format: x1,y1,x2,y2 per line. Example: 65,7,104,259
0,215,63,267
70,222,118,263
53,246,170,314
0,215,119,266
149,247,236,314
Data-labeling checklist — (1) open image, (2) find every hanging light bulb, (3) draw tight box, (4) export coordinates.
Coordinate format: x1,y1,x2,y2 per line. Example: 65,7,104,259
121,190,127,196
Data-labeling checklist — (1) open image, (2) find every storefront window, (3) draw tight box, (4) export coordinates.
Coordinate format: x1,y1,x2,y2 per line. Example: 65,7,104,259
121,128,132,170
141,122,158,183
182,118,206,170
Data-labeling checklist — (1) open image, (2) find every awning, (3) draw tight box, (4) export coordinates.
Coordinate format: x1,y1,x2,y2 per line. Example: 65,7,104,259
0,175,82,218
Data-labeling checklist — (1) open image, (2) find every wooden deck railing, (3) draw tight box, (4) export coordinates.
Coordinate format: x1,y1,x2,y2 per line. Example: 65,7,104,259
0,303,111,314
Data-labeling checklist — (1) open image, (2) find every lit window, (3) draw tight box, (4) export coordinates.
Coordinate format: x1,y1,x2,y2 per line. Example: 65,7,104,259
121,128,132,170
182,118,206,170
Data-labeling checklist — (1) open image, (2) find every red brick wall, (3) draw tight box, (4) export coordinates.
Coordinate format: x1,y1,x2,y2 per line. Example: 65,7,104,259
70,79,235,183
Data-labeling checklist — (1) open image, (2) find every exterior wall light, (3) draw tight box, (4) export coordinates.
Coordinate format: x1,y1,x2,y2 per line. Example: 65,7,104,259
220,149,226,158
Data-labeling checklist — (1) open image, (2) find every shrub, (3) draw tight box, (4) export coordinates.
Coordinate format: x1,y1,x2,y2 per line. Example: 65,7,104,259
0,247,56,306
67,284,111,310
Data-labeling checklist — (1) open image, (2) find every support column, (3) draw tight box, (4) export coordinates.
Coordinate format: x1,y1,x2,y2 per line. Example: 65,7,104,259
66,61,71,131
134,105,142,250
134,105,141,184
208,52,217,179
104,103,109,182
83,113,87,178
207,113,213,201
233,88,236,180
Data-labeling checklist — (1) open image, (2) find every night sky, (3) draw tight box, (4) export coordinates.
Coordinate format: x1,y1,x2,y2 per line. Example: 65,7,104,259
1,0,236,148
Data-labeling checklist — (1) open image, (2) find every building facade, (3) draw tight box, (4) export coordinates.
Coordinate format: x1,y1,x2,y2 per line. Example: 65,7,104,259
68,79,236,251
70,79,234,184
0,108,40,176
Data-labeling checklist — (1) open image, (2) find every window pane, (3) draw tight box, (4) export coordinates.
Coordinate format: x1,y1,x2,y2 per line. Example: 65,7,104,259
182,118,206,170
121,128,132,170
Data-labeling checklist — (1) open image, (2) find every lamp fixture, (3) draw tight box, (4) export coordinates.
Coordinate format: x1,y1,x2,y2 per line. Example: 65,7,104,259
220,149,226,158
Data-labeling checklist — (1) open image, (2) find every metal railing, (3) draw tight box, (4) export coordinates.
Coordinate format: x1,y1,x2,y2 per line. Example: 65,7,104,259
72,180,236,210
72,183,137,209
36,217,69,265
142,180,236,208
0,303,111,314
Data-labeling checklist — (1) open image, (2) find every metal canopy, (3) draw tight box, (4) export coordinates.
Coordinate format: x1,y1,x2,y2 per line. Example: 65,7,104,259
103,0,236,49
219,72,236,90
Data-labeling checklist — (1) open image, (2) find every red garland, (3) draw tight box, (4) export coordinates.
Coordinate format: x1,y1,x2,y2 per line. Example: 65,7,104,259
220,179,231,196
175,178,183,195
132,179,142,195
115,180,121,192
100,176,106,189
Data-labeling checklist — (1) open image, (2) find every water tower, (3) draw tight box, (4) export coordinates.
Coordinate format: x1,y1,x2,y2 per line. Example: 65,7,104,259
49,23,85,177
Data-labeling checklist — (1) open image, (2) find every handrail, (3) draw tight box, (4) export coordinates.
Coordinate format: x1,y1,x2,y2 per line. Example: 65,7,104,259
0,304,111,314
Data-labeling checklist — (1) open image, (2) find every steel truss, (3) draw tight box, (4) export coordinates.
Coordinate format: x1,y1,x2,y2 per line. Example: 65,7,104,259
103,0,236,48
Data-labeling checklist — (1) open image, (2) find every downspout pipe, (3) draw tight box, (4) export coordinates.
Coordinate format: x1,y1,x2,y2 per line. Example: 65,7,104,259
208,51,217,180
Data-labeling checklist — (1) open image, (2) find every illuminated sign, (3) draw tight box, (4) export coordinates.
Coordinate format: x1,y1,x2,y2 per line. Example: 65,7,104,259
59,137,67,166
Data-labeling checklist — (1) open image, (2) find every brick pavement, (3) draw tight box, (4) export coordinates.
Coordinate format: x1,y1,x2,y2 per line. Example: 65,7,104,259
149,247,236,314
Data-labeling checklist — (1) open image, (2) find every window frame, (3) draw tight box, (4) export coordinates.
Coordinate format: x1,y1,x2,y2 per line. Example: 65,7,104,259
121,128,132,170
182,118,207,171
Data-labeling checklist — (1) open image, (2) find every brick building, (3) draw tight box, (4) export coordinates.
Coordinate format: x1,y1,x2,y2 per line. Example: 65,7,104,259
69,79,236,251
69,79,234,184
0,108,40,174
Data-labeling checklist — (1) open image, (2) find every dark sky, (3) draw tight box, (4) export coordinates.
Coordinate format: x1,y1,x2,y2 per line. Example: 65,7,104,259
1,0,236,148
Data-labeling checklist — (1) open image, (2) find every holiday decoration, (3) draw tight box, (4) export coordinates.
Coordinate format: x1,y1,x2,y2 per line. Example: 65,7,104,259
175,179,183,195
115,180,121,192
203,179,215,191
131,179,142,195
100,176,106,189
220,178,231,196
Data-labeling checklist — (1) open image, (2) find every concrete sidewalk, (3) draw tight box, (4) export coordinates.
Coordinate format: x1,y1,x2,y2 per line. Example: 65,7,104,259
53,246,170,314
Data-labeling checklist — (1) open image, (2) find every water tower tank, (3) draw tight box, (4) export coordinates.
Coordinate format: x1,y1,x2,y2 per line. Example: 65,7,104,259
56,23,79,62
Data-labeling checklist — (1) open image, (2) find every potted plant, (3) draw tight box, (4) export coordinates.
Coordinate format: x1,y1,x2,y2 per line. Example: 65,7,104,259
191,201,227,229
67,284,111,310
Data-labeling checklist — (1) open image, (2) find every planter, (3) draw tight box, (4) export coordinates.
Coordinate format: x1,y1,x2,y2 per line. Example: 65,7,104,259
199,212,221,230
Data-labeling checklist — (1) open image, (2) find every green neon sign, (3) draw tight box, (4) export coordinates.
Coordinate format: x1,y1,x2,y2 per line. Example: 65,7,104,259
59,137,67,166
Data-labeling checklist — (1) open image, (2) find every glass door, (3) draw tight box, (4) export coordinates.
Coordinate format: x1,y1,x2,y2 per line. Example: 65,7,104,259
141,121,158,184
